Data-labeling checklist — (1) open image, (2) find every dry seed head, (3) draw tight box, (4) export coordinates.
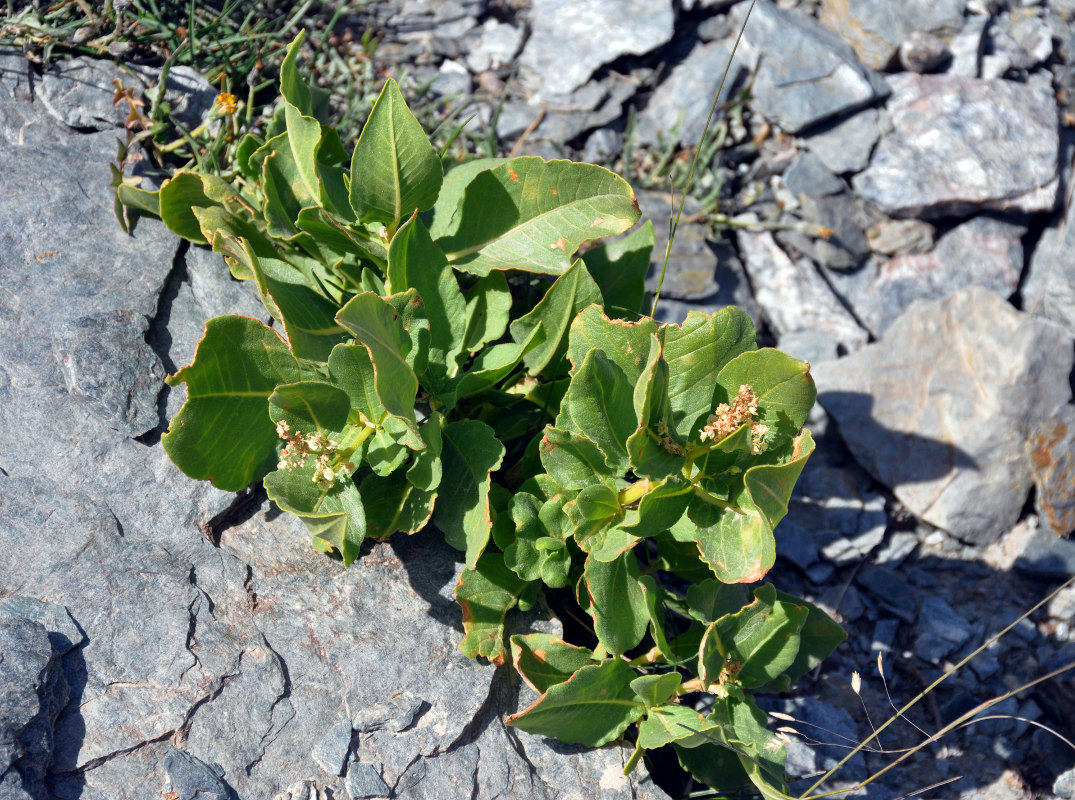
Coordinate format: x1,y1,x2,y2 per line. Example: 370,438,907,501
700,384,760,443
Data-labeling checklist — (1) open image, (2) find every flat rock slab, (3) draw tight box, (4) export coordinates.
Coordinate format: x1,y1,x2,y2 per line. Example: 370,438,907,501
520,0,674,96
854,73,1059,218
734,1,890,133
818,0,966,70
1023,185,1075,339
814,288,1074,545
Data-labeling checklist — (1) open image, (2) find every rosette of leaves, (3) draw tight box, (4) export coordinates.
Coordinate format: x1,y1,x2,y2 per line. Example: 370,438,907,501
120,32,845,796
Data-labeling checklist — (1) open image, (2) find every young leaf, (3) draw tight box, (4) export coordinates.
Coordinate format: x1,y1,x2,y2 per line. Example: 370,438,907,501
638,703,726,751
583,551,648,655
510,633,595,694
456,551,528,665
538,427,617,490
626,338,685,480
661,308,757,440
725,695,788,800
509,260,603,377
279,31,323,204
436,420,505,568
505,659,645,746
158,170,239,244
629,673,682,708
773,589,846,683
442,323,545,410
438,158,641,276
358,469,436,538
386,215,467,377
556,349,637,474
255,131,319,238
505,491,570,587
406,413,444,492
618,475,692,538
700,584,809,690
716,348,816,446
349,79,443,230
163,316,318,491
336,292,421,435
265,469,366,565
581,220,654,319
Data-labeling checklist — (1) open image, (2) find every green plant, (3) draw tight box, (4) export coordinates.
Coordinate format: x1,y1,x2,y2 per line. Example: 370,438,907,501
119,31,844,797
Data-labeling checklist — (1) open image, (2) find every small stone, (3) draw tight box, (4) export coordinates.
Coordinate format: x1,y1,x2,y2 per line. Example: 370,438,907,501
519,0,674,96
899,31,950,73
311,719,352,777
775,518,819,571
37,57,131,130
1047,585,1075,621
161,748,231,800
854,74,1059,218
464,19,523,73
949,14,989,77
733,1,890,133
993,9,1054,71
1023,191,1075,339
346,762,391,799
873,532,918,566
866,219,935,257
1014,527,1075,577
914,596,973,662
855,566,917,624
777,330,840,367
430,59,471,98
871,618,899,652
814,288,1074,545
800,107,880,175
581,128,622,165
352,691,424,734
1028,405,1075,536
1055,767,1075,800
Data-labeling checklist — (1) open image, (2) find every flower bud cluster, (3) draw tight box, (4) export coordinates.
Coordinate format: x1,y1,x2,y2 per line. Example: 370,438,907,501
699,384,770,454
276,420,355,488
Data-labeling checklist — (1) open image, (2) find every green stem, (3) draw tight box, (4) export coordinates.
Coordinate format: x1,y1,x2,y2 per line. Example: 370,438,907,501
617,479,652,507
622,743,644,776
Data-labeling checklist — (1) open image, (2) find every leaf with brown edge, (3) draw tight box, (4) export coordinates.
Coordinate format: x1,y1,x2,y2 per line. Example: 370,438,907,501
456,551,529,665
509,633,595,694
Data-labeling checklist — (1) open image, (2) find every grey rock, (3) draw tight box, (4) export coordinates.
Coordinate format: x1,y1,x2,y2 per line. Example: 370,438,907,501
273,779,330,800
352,691,424,734
736,226,868,350
992,10,1054,71
497,73,639,144
866,218,935,256
185,245,268,325
873,531,918,566
37,57,131,130
312,719,353,776
127,63,217,133
854,74,1059,218
519,0,674,96
51,310,165,438
581,128,623,165
800,107,880,175
1028,405,1075,536
637,190,721,300
0,617,67,800
161,747,231,800
777,329,840,367
949,14,989,77
980,51,1014,80
464,19,523,73
815,288,1074,545
783,151,847,197
850,215,1025,336
1056,767,1075,800
430,59,471,98
855,565,917,623
915,595,973,662
734,1,890,132
345,762,390,798
0,597,83,655
790,464,887,565
1014,526,1075,577
778,697,866,782
1023,187,1075,339
636,40,748,147
872,618,900,652
899,31,951,73
775,519,819,571
818,0,966,70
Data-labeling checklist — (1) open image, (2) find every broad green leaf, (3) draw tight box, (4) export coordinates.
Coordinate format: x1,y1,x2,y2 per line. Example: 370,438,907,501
630,673,681,708
386,216,467,376
773,589,846,683
509,633,594,694
566,304,658,382
279,31,322,203
583,551,648,655
428,157,502,240
358,469,436,537
626,338,684,480
673,742,749,792
264,467,365,566
638,575,674,660
638,703,725,750
439,157,641,276
255,131,318,238
158,170,238,244
581,220,654,319
538,427,617,490
618,475,692,538
556,349,637,474
509,260,602,377
505,659,644,746
456,551,528,665
576,483,620,521
505,492,570,587
725,695,788,800
163,316,317,491
336,292,421,434
716,349,816,447
660,308,757,440
406,413,444,491
349,79,442,229
278,31,313,114
436,420,505,568
115,182,160,219
701,584,808,690
384,288,431,379
268,380,352,442
686,580,752,624
442,324,544,408
689,431,814,583
461,271,512,354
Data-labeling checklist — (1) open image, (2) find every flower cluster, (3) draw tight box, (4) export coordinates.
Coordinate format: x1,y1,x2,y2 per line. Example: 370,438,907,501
276,420,354,488
699,384,770,455
215,92,238,116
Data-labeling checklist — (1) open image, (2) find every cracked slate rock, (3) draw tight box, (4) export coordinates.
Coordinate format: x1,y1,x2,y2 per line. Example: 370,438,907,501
818,0,966,70
847,215,1026,336
800,107,881,175
1028,404,1075,536
519,0,673,96
37,57,132,131
346,763,391,799
733,1,890,133
814,288,1074,545
854,74,1059,218
162,747,231,800
0,617,68,800
1023,180,1075,339
0,598,83,655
